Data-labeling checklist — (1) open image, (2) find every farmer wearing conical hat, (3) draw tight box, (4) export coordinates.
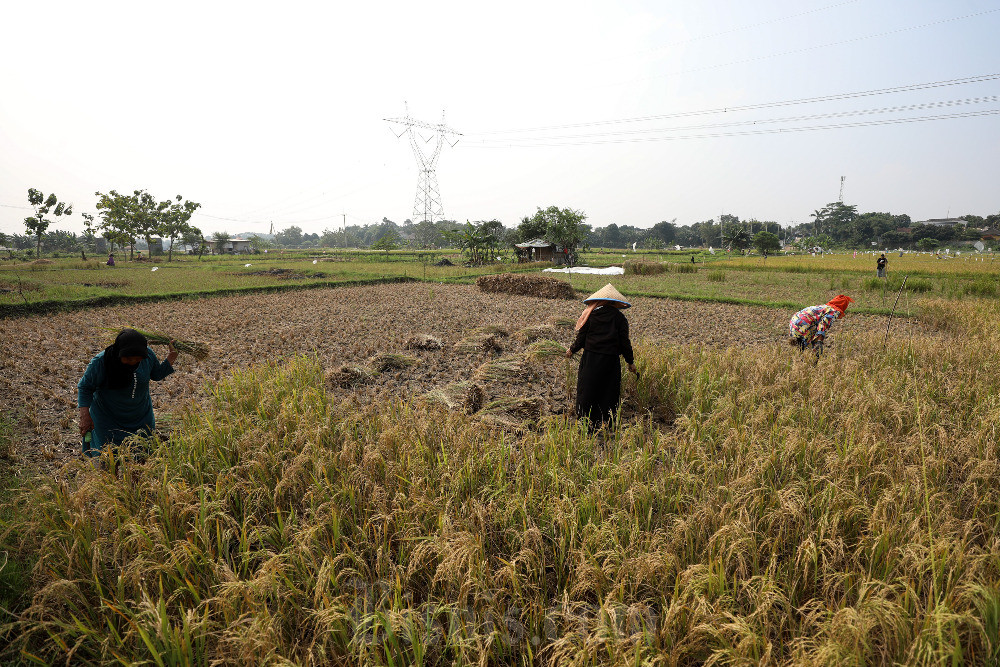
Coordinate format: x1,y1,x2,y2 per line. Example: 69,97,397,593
788,294,854,355
565,284,638,428
78,329,178,460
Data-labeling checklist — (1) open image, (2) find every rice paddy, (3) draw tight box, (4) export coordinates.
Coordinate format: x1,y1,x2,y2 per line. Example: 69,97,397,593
0,256,998,664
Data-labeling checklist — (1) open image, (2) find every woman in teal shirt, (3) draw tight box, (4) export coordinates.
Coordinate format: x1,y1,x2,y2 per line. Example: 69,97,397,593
78,329,178,457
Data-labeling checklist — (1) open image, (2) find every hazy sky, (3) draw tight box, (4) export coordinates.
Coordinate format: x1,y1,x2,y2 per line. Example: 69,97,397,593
2,0,998,237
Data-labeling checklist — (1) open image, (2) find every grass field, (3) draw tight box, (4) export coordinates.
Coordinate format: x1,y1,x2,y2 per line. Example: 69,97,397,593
1,252,999,664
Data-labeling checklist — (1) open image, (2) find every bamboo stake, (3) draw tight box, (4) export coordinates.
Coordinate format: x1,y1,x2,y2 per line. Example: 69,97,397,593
883,275,908,350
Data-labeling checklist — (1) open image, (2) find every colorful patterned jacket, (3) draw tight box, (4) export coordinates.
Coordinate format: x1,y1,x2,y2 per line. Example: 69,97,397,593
788,304,840,342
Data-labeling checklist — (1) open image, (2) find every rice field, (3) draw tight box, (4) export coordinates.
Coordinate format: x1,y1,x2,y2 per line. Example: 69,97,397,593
1,275,999,664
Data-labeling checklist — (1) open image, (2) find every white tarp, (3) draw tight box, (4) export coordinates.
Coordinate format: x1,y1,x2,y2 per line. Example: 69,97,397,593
543,266,625,275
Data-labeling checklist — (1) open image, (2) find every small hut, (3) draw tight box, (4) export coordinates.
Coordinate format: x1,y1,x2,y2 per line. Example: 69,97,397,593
515,238,572,264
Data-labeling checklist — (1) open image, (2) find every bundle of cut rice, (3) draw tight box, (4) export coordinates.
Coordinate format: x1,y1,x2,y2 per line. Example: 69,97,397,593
369,353,420,372
475,325,510,338
325,364,375,388
479,397,543,423
455,333,504,354
424,381,483,413
405,334,444,351
548,316,576,329
525,339,570,361
476,273,576,300
111,327,210,360
514,325,557,344
473,355,527,383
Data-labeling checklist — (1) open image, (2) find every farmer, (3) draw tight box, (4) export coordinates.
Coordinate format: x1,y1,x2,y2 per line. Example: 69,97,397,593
565,284,638,428
77,329,177,459
106,252,115,266
876,253,887,277
788,294,854,355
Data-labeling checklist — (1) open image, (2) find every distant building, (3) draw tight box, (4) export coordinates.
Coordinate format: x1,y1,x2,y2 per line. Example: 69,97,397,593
514,238,572,264
914,218,967,227
204,238,253,254
980,229,1000,241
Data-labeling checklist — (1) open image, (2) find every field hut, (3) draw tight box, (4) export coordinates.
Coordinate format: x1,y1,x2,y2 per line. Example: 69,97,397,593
515,238,571,264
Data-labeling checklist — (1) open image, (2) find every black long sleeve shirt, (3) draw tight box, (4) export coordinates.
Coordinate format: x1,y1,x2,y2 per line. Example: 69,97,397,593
569,305,634,364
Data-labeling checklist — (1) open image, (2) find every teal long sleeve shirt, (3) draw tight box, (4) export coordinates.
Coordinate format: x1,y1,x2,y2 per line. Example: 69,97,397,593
78,348,174,450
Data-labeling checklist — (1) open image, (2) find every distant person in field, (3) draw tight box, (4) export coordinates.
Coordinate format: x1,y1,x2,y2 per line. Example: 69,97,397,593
565,284,638,429
106,252,115,266
788,295,854,355
78,329,178,460
877,253,887,277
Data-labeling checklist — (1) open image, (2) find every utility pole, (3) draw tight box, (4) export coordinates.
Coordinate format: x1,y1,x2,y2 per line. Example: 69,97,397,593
838,176,846,203
385,104,461,223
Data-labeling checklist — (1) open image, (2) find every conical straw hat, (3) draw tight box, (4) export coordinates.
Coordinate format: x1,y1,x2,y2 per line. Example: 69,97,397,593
583,283,631,308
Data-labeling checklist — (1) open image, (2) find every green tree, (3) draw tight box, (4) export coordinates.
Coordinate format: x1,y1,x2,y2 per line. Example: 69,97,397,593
516,215,548,243
213,230,231,254
247,234,271,253
80,213,98,260
916,237,940,251
721,223,752,252
181,227,206,259
274,225,303,247
25,188,73,257
157,195,201,262
372,231,400,259
524,206,587,263
752,231,781,257
95,190,139,259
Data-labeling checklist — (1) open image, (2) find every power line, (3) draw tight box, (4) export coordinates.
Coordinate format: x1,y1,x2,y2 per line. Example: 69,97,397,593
461,108,1000,147
470,95,999,143
469,73,1000,135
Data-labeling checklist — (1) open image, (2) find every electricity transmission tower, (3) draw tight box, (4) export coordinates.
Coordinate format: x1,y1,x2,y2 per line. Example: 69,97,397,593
384,105,461,223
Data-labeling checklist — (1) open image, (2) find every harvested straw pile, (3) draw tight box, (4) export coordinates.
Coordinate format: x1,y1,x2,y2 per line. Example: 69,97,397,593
624,260,667,275
405,334,443,351
548,315,576,329
369,353,420,372
525,338,569,361
476,273,576,300
514,325,557,344
455,332,505,354
423,381,484,414
325,364,375,388
480,396,543,423
474,355,528,383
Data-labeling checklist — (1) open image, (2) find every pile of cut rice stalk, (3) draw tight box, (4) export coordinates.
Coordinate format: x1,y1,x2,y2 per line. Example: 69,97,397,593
455,332,504,354
325,364,375,389
514,325,558,344
405,334,443,350
108,327,210,360
525,339,570,361
423,381,483,412
473,355,526,383
548,315,576,329
369,353,420,373
479,396,543,423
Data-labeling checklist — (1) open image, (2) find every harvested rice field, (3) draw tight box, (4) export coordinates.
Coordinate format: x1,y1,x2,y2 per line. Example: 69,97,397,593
0,282,910,474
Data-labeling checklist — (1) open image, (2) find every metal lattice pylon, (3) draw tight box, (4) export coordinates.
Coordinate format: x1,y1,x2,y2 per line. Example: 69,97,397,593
385,105,461,223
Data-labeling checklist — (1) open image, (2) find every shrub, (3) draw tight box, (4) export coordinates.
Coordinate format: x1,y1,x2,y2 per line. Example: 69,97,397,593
623,260,667,276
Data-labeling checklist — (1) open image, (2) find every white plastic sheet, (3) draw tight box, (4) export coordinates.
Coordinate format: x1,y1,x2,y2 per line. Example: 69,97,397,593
543,266,625,275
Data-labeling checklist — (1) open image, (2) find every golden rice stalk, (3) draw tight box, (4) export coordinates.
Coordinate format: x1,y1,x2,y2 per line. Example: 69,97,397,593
548,316,576,329
455,333,504,354
369,353,420,372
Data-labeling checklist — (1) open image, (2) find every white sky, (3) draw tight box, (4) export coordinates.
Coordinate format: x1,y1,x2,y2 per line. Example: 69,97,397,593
1,0,998,236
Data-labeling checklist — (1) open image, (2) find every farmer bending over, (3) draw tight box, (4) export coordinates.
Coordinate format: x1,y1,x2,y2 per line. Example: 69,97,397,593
788,294,854,356
78,328,178,459
565,284,638,429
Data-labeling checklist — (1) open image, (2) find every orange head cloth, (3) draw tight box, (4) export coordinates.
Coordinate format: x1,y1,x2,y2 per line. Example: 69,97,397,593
574,302,600,331
826,294,855,316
